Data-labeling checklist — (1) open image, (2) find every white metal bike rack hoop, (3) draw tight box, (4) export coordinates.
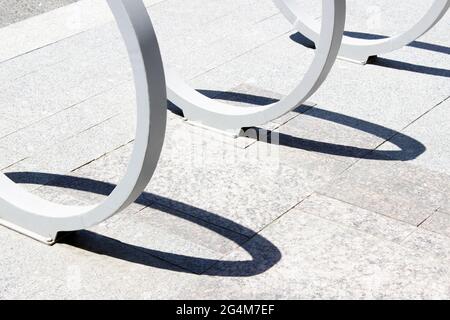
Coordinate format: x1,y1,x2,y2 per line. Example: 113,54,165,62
167,0,346,130
274,0,450,64
0,0,167,244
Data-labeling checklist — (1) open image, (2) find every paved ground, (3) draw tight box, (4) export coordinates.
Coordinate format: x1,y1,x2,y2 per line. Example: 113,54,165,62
0,0,449,299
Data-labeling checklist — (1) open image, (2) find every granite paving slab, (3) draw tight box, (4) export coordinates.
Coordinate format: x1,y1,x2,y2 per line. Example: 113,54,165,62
0,0,449,299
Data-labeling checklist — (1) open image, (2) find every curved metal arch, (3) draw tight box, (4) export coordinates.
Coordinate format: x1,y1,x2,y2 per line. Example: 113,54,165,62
274,0,450,63
0,0,167,244
166,0,346,130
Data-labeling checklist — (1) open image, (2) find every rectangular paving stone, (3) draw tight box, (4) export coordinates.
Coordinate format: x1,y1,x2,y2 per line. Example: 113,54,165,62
0,147,24,170
343,0,433,36
91,203,249,274
165,14,294,80
152,0,272,50
143,119,349,236
0,82,134,158
420,211,450,239
298,193,417,243
319,159,447,226
29,183,92,206
365,1,450,74
378,98,450,175
0,21,123,85
354,159,450,197
0,0,113,62
0,0,78,28
401,227,450,264
0,50,132,125
311,49,449,134
1,0,450,300
3,111,136,190
275,105,389,164
190,29,315,97
184,212,450,299
0,116,22,138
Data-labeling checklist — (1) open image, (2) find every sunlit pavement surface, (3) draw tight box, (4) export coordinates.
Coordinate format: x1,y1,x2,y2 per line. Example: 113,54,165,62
0,0,449,299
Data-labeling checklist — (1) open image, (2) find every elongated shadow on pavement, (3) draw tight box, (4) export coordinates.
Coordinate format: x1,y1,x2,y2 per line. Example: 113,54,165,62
199,90,426,161
292,30,450,55
6,172,282,277
290,31,450,77
369,56,450,78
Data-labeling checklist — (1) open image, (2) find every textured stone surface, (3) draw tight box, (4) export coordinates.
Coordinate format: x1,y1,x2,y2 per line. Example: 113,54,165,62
0,225,195,299
319,159,449,226
0,0,78,27
91,203,250,274
378,99,450,175
402,228,450,263
0,0,450,299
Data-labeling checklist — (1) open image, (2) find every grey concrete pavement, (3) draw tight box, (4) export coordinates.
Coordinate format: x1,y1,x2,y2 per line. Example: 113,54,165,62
0,0,78,27
0,0,449,299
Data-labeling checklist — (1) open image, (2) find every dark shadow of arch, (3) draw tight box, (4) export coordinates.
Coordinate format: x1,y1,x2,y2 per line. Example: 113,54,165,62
6,172,281,277
344,31,450,55
292,30,450,55
198,90,426,161
290,31,450,78
290,32,316,49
